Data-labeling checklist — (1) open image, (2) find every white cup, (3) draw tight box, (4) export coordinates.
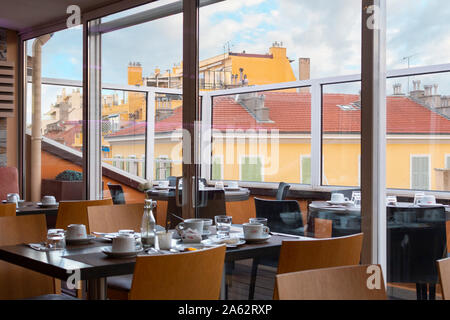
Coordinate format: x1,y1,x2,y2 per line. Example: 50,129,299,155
41,195,56,205
66,224,87,240
243,223,270,239
6,194,19,207
112,234,136,253
201,218,213,232
228,181,238,188
418,195,436,205
156,231,173,250
215,181,224,189
158,181,169,188
331,193,348,203
176,218,204,235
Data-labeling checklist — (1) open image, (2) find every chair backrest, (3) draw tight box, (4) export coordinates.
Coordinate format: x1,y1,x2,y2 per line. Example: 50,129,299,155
166,190,226,228
55,199,113,233
0,167,19,201
276,264,386,300
276,182,290,200
277,233,363,275
0,215,55,299
107,183,126,205
0,203,16,217
129,245,226,300
254,197,303,235
88,203,144,234
437,257,450,300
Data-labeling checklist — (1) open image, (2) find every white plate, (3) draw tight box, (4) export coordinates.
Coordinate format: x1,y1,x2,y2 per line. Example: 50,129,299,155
36,202,59,208
102,247,143,258
205,236,245,248
326,200,353,206
225,187,241,191
240,234,271,243
418,204,445,208
66,235,96,245
175,243,208,251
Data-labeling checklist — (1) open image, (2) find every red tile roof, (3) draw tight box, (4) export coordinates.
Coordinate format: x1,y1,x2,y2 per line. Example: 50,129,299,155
105,92,450,138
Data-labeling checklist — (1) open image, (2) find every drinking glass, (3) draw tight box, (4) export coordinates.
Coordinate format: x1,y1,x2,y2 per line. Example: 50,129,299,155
46,229,66,250
351,192,361,208
414,192,425,206
249,217,268,226
215,215,232,238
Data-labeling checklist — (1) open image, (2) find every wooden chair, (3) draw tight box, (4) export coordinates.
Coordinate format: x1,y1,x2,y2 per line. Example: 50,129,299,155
273,233,364,299
88,203,144,234
55,199,113,234
0,167,19,201
0,215,57,299
437,257,450,300
0,203,16,217
276,264,386,300
129,246,226,300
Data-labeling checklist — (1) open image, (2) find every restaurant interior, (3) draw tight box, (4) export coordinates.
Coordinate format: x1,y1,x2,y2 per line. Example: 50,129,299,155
1,0,450,302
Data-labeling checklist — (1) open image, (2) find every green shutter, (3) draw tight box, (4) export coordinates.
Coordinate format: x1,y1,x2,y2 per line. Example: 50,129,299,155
241,157,262,182
411,156,429,190
212,157,222,180
302,157,311,184
446,156,450,169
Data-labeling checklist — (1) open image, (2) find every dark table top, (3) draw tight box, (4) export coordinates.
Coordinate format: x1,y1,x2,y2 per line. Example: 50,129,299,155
0,227,312,282
15,202,59,216
146,187,250,202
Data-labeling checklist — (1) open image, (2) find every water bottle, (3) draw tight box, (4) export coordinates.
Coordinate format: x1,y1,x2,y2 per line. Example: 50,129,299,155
141,199,157,248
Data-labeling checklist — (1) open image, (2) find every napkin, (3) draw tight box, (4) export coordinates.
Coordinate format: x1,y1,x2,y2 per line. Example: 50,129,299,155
180,228,202,243
28,243,51,252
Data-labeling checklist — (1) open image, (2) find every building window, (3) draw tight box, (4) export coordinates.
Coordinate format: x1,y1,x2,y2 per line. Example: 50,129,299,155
300,155,311,185
240,156,263,182
156,155,171,181
411,155,430,190
446,155,450,169
212,155,223,180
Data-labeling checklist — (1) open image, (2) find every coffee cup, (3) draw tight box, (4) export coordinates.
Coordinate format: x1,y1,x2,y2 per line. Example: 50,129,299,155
112,234,136,253
215,181,224,189
330,193,348,203
418,195,436,205
201,218,213,232
176,218,204,235
6,194,19,207
41,195,56,205
158,181,169,188
156,231,173,250
228,181,238,188
66,224,87,240
243,223,270,239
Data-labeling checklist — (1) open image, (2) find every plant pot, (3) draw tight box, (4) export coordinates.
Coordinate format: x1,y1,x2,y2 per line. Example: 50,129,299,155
41,179,83,202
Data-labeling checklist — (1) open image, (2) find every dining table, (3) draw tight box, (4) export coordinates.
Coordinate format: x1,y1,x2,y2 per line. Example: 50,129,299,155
145,186,250,203
308,200,449,300
0,224,312,300
15,202,59,229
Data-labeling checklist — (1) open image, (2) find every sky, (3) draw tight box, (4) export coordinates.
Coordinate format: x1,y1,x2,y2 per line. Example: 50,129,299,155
25,0,450,121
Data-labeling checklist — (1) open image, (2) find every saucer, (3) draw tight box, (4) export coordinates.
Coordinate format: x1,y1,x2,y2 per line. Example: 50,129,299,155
326,200,353,206
66,235,96,245
418,203,444,208
37,202,59,208
175,243,208,251
240,234,271,243
102,247,143,258
224,187,240,191
205,236,245,248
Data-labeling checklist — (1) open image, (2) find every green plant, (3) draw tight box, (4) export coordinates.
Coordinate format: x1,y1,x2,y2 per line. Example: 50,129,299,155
55,170,83,181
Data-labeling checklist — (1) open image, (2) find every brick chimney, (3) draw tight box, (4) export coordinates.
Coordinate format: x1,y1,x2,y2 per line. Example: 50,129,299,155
299,58,310,93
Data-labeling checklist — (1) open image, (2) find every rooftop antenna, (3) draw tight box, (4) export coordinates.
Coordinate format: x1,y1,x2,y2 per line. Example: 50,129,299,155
402,54,418,94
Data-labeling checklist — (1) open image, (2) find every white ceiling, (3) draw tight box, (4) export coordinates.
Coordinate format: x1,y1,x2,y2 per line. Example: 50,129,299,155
0,0,125,32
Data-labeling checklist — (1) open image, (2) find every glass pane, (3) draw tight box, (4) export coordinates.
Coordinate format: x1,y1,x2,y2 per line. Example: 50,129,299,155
211,88,311,184
322,82,361,187
24,28,84,202
387,0,450,69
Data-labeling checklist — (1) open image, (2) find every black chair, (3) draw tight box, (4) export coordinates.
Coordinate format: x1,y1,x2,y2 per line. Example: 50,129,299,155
166,189,227,228
248,198,305,299
107,183,126,205
276,182,290,200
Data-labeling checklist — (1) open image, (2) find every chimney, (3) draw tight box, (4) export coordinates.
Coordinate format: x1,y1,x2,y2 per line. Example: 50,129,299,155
434,84,439,95
393,83,403,95
299,58,310,93
424,85,432,96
